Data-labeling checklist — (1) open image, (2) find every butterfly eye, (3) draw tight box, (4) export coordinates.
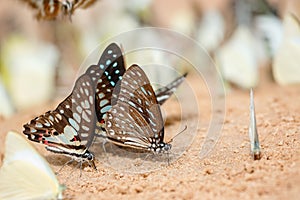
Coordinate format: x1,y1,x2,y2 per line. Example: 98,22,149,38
163,144,172,152
83,151,94,160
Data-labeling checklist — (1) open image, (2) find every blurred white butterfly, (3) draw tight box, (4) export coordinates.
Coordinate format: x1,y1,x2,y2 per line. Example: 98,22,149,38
0,131,65,200
249,89,261,160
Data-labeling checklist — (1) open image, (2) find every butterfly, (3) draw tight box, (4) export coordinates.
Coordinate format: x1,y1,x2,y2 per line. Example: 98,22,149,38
23,43,125,170
20,0,97,20
23,42,186,169
0,131,65,200
104,64,173,153
249,88,261,160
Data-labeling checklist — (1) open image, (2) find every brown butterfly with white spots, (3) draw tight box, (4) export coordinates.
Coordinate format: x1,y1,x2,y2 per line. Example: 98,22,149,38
104,65,175,153
20,0,98,20
23,43,187,171
23,43,125,170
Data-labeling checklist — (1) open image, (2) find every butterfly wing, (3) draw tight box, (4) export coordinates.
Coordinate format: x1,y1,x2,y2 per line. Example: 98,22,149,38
87,42,184,129
0,131,64,200
155,73,187,105
72,0,98,10
87,43,126,134
20,0,66,20
23,73,96,155
20,0,98,20
23,43,125,157
105,65,165,151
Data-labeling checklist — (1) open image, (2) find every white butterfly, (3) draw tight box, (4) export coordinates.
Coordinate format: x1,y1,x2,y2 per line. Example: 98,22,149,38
249,89,261,160
0,131,65,200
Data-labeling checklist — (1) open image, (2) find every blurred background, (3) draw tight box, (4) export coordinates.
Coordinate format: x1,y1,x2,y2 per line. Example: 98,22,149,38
0,0,299,118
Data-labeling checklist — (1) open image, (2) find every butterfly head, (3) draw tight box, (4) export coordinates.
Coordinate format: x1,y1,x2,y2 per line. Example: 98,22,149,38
160,142,172,152
82,150,97,170
151,141,172,154
82,150,94,160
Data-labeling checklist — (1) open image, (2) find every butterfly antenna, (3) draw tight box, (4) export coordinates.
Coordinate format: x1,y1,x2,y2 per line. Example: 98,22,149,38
167,125,188,143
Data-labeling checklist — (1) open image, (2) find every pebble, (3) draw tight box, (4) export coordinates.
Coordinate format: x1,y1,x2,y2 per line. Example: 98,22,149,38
204,168,214,175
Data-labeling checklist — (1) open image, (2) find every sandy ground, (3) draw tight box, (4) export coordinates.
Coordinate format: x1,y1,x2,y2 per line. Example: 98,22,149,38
0,70,299,200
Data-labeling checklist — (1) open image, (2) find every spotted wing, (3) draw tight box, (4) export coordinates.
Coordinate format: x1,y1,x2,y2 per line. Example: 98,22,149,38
20,0,66,20
105,64,165,150
86,43,183,129
23,74,96,155
73,0,98,10
87,43,125,128
155,73,187,105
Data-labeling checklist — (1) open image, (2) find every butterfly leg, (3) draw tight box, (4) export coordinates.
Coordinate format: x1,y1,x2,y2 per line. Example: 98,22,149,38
77,159,96,177
102,139,108,154
64,161,81,180
79,161,83,177
55,158,75,175
101,139,112,165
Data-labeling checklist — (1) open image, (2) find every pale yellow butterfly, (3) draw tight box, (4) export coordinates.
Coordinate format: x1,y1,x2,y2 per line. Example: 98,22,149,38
0,131,65,200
